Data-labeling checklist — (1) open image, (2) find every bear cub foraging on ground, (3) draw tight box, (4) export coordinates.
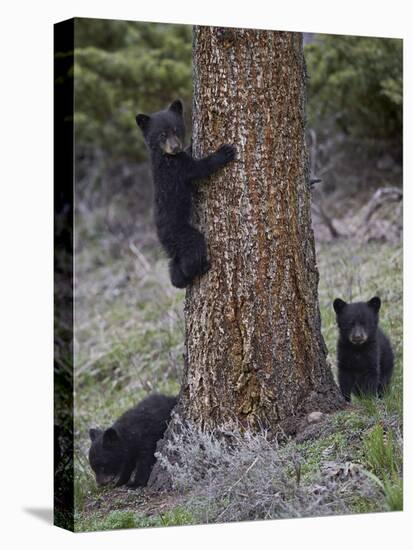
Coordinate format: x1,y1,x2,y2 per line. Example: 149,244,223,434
136,99,236,288
89,394,177,488
333,296,394,402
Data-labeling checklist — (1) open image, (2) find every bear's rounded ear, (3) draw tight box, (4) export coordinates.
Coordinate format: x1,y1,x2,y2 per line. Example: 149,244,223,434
168,99,183,115
333,298,347,314
136,114,150,131
89,428,101,442
102,427,120,448
368,296,381,312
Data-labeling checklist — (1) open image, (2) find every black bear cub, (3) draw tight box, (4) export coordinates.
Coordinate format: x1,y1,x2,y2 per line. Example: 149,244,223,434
333,296,394,402
136,99,236,288
89,394,176,488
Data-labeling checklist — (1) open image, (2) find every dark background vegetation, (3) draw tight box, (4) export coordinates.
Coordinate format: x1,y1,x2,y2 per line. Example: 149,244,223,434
67,19,402,530
74,22,402,207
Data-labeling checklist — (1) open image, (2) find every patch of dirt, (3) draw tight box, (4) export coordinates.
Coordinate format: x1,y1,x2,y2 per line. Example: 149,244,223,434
82,487,181,519
277,387,347,438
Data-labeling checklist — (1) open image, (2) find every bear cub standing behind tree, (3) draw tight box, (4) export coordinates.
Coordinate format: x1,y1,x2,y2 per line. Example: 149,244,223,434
333,296,394,402
89,394,177,488
136,99,236,288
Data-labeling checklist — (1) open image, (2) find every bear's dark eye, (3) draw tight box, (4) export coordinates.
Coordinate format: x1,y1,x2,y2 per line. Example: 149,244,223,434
159,132,166,139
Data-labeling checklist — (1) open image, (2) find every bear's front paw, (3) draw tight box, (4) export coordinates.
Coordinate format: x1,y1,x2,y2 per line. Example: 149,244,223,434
200,259,211,276
217,144,236,163
125,479,142,489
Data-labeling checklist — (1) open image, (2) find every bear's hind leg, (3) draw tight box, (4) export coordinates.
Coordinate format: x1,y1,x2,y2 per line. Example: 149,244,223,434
178,226,210,283
126,455,156,488
338,369,354,402
354,371,379,398
378,370,392,398
169,258,191,288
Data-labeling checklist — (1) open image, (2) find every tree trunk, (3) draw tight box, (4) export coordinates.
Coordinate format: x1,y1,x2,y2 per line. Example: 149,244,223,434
149,26,343,490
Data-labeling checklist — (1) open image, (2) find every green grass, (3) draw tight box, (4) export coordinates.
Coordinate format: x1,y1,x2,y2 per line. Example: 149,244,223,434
362,423,403,511
75,507,196,532
382,478,403,511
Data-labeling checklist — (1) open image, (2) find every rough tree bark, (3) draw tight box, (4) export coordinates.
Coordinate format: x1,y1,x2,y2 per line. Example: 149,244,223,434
149,27,343,489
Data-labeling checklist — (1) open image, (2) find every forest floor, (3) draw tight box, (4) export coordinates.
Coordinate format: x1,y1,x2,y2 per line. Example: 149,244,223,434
73,206,403,532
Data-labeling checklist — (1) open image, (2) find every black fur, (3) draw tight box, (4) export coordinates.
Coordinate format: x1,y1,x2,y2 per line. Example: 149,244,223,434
136,99,236,288
333,297,394,402
88,394,177,488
